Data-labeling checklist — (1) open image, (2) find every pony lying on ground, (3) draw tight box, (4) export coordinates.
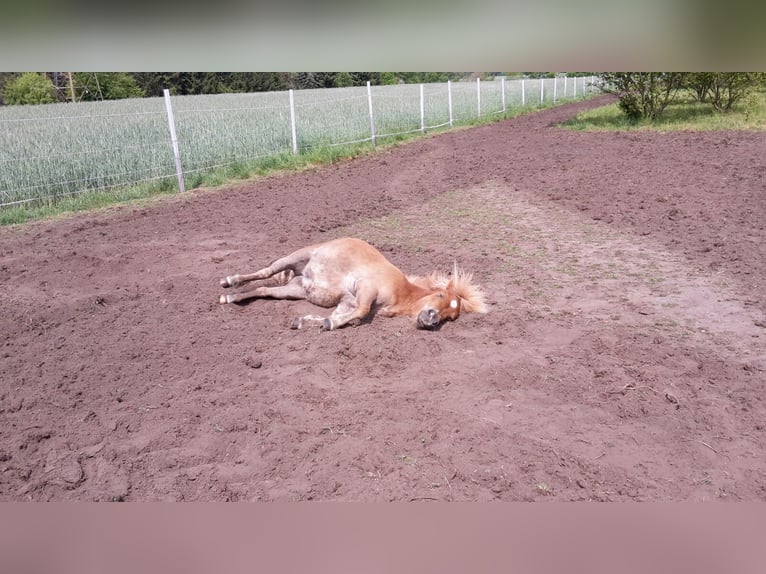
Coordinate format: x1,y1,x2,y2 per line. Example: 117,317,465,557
219,237,487,331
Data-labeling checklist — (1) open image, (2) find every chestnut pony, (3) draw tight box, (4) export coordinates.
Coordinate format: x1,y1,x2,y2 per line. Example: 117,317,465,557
219,237,487,331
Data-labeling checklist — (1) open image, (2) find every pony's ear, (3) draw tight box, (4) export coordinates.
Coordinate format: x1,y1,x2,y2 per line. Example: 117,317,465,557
447,261,459,286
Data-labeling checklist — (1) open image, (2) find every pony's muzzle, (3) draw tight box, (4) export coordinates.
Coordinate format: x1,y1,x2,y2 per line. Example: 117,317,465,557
416,308,440,329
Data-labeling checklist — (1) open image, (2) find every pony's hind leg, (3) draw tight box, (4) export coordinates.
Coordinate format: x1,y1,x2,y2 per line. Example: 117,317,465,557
219,276,307,305
220,246,313,288
220,267,292,289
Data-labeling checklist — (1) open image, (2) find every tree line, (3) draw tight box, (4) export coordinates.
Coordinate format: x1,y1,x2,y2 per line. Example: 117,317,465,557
0,72,472,105
0,72,596,105
4,73,761,121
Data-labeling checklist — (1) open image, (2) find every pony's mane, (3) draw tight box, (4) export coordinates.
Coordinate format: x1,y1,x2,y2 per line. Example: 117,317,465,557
408,264,488,314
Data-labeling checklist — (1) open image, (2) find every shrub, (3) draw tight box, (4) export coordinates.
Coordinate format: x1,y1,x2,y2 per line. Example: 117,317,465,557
705,73,766,113
333,72,354,88
3,72,56,105
598,73,685,121
684,73,715,103
72,73,144,101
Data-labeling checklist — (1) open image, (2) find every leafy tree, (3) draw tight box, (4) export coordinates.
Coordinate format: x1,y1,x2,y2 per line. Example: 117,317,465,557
684,72,766,112
704,72,765,112
292,72,324,89
134,72,208,96
379,72,398,85
0,72,21,104
349,72,381,86
2,72,56,105
598,73,685,121
99,73,143,99
684,73,714,103
131,72,182,96
228,73,289,93
333,72,354,88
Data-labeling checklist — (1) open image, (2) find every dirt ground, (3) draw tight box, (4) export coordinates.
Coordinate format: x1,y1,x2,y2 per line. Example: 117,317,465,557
1,95,765,501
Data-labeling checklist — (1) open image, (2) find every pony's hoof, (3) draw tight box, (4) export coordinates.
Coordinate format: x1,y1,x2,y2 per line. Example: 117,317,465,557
219,294,235,304
220,276,235,288
321,318,333,331
290,317,302,330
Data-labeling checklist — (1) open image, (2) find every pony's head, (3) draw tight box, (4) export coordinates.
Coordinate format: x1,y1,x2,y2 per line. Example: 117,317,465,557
412,264,488,329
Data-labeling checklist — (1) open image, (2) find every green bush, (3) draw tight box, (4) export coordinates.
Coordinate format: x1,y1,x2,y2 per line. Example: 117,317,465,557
598,73,684,121
333,72,354,88
705,73,765,112
3,72,56,105
72,73,144,101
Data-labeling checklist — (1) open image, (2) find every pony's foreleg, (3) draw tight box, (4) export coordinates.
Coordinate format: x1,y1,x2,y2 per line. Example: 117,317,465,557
317,288,376,331
219,276,306,305
289,314,330,330
322,306,371,331
290,304,371,331
220,248,312,288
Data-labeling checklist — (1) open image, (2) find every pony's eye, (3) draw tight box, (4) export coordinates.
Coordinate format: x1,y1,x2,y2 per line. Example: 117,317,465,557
437,292,445,299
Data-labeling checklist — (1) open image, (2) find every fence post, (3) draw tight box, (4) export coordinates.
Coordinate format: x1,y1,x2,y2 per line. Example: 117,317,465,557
476,77,481,119
163,89,185,193
553,76,557,103
420,84,425,133
448,80,453,127
540,78,545,104
563,75,568,98
521,78,525,106
573,76,577,98
501,77,506,114
367,81,376,145
289,89,298,154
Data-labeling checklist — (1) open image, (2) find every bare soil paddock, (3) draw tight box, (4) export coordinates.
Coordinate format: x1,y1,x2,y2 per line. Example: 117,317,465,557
2,96,765,501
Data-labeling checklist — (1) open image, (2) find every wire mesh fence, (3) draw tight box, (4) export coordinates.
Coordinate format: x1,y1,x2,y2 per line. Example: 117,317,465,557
0,76,599,208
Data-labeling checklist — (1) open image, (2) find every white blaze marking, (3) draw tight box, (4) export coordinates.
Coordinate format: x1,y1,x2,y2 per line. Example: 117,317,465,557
450,299,458,309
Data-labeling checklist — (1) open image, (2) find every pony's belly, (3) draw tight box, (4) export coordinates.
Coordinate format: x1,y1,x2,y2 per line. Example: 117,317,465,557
301,275,343,308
